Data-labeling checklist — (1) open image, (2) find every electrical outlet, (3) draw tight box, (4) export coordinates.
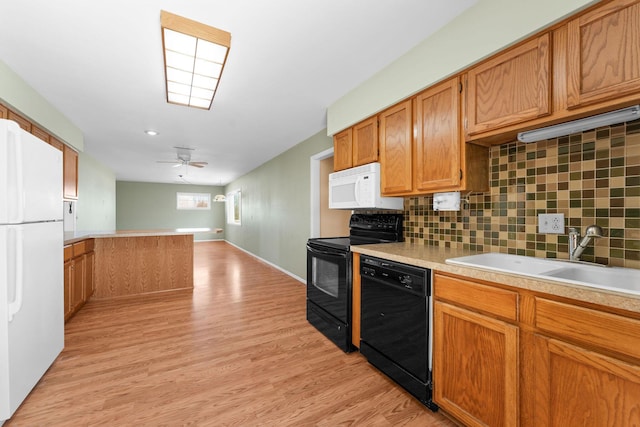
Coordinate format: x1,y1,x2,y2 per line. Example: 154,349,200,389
538,213,565,234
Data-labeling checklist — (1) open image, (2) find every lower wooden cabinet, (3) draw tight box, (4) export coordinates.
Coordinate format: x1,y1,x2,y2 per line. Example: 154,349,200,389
63,239,95,322
433,271,640,427
434,273,519,427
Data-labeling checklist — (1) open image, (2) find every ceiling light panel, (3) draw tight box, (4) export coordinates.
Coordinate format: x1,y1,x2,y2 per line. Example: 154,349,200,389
160,11,231,110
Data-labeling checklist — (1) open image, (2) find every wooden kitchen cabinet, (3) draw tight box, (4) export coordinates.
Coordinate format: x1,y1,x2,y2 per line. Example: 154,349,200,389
433,273,519,427
352,117,378,167
0,104,7,119
31,125,50,143
433,271,640,427
379,99,413,195
63,144,78,200
465,33,551,139
333,128,353,171
414,77,489,194
532,297,640,427
333,117,378,172
8,110,32,132
63,239,95,322
566,0,640,109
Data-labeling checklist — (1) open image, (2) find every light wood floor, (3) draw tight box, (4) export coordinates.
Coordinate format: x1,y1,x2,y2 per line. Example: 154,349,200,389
7,241,457,426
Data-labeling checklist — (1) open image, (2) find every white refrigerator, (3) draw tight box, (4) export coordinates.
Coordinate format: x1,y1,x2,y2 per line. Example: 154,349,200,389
0,119,64,423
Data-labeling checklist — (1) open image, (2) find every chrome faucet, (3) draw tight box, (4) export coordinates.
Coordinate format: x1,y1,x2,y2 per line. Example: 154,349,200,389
568,225,604,261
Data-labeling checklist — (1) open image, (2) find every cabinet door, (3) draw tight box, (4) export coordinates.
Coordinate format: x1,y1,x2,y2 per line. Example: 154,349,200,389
333,128,353,171
63,259,73,321
71,256,85,313
414,77,461,192
434,301,519,427
566,0,640,109
352,117,378,167
0,104,7,119
466,34,551,137
63,145,78,199
379,99,413,195
534,336,640,427
84,250,95,300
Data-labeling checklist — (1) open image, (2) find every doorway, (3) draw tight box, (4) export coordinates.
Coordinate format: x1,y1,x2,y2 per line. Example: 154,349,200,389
310,148,352,238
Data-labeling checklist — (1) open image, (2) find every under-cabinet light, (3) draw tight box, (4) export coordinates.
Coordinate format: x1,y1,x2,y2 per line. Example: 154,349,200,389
160,10,231,110
517,105,640,143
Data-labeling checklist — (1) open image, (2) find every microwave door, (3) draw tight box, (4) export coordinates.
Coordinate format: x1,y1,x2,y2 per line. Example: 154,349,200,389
354,175,362,207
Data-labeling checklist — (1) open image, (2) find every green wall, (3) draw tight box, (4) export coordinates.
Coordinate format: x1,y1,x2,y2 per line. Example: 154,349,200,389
0,60,84,151
77,152,116,231
116,181,226,241
225,130,333,280
327,0,598,135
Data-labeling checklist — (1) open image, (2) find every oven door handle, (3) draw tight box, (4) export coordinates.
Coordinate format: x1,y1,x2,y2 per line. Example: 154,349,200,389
307,244,348,259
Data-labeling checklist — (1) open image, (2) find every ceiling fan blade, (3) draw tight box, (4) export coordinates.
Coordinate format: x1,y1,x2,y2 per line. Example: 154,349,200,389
188,162,208,168
156,160,181,165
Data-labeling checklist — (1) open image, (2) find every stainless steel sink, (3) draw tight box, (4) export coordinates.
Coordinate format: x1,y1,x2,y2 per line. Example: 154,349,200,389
445,253,640,296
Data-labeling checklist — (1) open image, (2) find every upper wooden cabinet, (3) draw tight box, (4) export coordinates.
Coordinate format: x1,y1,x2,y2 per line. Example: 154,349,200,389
31,125,50,144
379,99,413,195
333,128,353,171
63,144,78,200
352,117,378,167
0,104,7,119
333,117,378,172
465,33,551,138
49,136,64,151
8,110,32,132
566,0,640,109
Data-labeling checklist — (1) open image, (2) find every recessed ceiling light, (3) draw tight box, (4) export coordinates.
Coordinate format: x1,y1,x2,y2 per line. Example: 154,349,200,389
160,10,231,110
145,130,159,136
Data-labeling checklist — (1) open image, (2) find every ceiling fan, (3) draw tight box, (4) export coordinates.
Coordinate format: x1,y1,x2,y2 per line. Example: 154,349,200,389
157,147,208,168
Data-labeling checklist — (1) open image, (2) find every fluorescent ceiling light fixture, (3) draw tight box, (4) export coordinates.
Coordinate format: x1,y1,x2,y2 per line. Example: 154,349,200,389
160,10,231,110
145,130,159,136
517,105,640,143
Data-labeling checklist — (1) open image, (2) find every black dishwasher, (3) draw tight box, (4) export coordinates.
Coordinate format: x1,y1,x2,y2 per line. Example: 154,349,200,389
360,255,437,411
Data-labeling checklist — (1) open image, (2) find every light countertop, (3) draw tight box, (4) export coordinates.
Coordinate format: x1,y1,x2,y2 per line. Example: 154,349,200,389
63,228,223,246
351,242,640,314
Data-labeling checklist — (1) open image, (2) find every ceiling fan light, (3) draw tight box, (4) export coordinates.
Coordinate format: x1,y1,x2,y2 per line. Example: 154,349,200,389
161,11,230,111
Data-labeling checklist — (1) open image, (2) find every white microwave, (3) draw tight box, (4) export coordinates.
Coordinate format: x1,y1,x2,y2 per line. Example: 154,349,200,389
328,162,404,210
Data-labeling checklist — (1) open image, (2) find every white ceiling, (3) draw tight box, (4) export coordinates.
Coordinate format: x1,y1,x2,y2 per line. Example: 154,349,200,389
0,0,476,186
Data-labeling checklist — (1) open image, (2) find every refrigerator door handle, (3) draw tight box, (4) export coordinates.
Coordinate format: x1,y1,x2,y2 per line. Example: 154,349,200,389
8,226,24,322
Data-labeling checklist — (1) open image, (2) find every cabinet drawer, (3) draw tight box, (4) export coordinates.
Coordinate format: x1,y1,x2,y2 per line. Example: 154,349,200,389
64,245,74,261
535,297,640,361
73,240,87,257
434,273,518,321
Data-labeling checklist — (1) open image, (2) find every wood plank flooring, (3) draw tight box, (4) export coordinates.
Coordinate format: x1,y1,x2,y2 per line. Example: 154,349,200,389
6,241,457,426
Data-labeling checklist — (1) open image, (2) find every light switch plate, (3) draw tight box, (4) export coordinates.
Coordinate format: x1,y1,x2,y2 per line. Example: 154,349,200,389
538,213,564,234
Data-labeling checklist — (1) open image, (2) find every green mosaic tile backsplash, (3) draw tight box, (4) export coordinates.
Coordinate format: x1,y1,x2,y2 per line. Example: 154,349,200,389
404,119,640,269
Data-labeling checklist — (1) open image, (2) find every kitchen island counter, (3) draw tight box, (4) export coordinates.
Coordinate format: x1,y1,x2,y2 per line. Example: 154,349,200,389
64,230,198,299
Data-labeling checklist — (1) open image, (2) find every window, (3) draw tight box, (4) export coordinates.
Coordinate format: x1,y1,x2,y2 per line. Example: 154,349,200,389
226,190,241,225
176,192,211,210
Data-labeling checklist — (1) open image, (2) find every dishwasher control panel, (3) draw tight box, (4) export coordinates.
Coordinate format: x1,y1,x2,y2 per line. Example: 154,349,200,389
360,255,430,296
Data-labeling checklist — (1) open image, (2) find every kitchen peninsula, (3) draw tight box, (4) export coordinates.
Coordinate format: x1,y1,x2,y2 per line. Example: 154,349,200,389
64,230,197,300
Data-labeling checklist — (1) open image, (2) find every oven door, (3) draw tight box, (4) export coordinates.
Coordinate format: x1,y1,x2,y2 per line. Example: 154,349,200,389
306,242,351,322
